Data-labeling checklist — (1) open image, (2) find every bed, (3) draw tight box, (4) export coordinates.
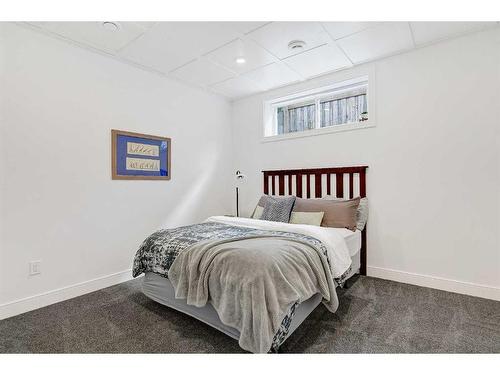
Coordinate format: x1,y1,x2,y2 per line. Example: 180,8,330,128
133,166,368,353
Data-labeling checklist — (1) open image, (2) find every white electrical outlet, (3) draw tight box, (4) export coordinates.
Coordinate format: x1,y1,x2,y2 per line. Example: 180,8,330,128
29,261,41,276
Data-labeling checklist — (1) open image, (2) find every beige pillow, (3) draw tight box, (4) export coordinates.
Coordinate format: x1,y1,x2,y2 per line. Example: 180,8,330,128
251,195,269,219
323,196,369,231
292,197,360,231
289,211,324,226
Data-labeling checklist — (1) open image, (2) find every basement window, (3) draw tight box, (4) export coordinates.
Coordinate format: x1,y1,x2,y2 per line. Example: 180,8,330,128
263,74,373,140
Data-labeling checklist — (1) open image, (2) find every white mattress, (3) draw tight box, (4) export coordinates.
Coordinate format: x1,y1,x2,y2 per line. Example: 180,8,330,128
342,229,362,257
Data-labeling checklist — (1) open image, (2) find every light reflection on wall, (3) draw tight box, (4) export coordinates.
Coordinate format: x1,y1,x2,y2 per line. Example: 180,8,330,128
158,149,220,229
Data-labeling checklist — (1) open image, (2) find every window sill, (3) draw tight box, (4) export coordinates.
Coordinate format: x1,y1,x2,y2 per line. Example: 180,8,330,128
261,121,375,143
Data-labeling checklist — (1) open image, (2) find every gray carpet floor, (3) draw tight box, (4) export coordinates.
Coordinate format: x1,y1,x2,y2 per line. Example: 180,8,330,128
1,275,499,353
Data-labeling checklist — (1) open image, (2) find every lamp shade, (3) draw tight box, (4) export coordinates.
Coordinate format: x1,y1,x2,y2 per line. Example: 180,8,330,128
235,170,246,183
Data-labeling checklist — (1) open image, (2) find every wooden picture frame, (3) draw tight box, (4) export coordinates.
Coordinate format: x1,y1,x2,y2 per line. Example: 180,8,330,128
111,129,171,180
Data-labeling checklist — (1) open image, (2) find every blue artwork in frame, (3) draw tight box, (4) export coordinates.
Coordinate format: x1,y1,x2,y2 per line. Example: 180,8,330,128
111,129,171,180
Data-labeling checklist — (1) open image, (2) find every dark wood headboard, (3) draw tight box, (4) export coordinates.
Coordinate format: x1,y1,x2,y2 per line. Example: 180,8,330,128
262,166,368,275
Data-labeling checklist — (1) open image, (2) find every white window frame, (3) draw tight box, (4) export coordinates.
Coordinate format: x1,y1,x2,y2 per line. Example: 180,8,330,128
262,70,376,142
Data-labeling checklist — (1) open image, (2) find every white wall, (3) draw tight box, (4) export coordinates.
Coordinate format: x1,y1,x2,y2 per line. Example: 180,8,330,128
0,23,233,317
231,28,500,299
1,24,499,320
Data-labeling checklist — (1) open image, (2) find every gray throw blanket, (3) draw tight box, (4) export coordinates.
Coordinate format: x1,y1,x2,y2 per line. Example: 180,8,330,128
168,234,338,353
133,222,346,353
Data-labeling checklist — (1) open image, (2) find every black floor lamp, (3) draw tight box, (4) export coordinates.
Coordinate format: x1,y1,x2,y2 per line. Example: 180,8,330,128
235,170,246,217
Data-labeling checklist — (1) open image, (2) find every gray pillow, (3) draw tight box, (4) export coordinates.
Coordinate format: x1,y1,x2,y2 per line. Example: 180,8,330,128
261,196,296,222
355,198,369,231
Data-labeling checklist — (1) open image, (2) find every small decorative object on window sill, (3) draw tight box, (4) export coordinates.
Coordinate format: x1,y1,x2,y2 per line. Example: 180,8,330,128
235,170,246,217
360,112,369,121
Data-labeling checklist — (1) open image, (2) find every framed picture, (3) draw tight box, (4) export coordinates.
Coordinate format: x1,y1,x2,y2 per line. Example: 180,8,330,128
111,129,171,180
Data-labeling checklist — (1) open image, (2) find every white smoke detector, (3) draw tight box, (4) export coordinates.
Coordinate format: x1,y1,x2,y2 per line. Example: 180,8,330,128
288,40,306,51
102,22,119,31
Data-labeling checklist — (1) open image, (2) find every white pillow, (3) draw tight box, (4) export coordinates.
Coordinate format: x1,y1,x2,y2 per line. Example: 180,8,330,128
252,205,264,219
323,196,368,231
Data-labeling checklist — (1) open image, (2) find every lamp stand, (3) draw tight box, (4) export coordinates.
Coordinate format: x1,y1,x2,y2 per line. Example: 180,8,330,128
236,186,239,217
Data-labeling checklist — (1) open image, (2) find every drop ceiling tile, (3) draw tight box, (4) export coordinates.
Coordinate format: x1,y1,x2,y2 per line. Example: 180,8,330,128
170,58,235,87
205,38,277,74
211,76,263,99
242,63,301,90
227,22,270,34
30,22,148,53
247,22,331,59
336,22,414,64
410,22,494,46
283,44,352,78
118,22,240,73
322,22,379,40
133,22,157,30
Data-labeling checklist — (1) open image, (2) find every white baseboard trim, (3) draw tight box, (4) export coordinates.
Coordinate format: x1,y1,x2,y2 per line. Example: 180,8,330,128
2,266,497,320
0,269,136,320
367,266,500,301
